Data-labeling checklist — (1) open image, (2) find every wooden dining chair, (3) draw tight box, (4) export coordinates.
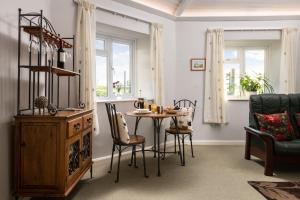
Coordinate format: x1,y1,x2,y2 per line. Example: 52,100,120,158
163,99,197,166
105,103,148,182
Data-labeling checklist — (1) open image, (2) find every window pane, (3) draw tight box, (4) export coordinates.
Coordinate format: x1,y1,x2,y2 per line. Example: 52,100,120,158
96,55,108,97
245,50,265,78
112,42,131,96
224,50,238,60
96,39,105,50
224,63,241,96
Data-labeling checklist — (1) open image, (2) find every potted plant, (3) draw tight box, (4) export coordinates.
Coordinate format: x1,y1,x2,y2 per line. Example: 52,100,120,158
240,73,274,96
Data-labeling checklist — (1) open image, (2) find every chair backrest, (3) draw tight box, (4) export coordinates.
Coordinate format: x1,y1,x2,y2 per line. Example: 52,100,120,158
173,99,197,121
105,103,121,142
249,94,289,129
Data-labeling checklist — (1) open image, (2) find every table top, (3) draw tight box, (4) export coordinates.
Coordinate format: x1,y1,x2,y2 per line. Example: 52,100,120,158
126,111,186,118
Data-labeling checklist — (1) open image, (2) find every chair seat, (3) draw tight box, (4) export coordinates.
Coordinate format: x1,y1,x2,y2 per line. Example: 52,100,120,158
165,128,193,134
275,139,300,155
114,135,145,145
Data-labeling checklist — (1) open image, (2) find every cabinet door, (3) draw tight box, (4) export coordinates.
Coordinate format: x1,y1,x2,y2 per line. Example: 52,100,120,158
66,134,81,187
20,123,59,189
81,128,92,169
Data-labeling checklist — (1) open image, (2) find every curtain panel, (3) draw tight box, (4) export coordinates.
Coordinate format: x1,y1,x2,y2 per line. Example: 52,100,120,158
75,0,99,134
279,28,298,94
203,29,226,124
150,23,164,105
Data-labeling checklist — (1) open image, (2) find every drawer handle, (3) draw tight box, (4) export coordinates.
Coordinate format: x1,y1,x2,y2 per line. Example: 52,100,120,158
87,118,93,124
74,123,81,131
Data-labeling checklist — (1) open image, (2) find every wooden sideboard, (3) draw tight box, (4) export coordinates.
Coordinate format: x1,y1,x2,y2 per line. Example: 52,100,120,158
14,109,93,198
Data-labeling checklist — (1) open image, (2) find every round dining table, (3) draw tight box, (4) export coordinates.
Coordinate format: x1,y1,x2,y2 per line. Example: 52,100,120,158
126,111,186,176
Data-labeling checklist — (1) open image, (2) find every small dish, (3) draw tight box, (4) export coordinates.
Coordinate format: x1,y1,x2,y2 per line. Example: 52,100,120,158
133,109,151,114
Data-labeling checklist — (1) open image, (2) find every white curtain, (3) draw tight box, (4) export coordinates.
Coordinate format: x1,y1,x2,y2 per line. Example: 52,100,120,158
75,0,99,135
279,28,298,94
150,23,164,105
203,29,226,124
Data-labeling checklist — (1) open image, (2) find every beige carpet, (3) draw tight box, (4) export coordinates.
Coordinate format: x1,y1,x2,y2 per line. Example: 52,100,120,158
63,145,300,200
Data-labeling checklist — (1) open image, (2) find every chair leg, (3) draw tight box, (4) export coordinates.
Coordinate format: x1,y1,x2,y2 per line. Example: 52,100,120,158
115,145,122,183
134,145,138,168
245,132,251,160
177,134,183,165
174,134,177,153
264,148,274,176
142,143,148,178
189,133,194,158
182,135,185,166
108,144,115,173
264,157,274,176
129,146,134,167
163,131,167,160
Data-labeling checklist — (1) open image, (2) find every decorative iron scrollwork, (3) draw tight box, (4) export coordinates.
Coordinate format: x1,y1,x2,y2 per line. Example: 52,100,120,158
82,133,91,161
68,140,80,175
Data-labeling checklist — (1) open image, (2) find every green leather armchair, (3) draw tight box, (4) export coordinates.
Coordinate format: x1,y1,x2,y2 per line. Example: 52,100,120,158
244,94,300,176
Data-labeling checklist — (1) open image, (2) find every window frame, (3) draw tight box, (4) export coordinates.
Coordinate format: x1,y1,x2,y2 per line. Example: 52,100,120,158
224,43,270,100
95,34,136,100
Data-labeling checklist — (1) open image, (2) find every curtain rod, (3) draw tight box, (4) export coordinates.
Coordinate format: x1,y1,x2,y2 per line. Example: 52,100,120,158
96,7,151,25
224,28,282,32
73,0,151,25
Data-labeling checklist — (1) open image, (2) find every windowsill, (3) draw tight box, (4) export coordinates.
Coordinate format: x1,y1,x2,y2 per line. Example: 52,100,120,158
96,98,154,103
227,97,249,101
96,98,136,103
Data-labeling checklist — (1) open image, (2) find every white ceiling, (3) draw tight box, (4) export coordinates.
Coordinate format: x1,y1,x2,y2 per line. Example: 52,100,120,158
120,0,300,18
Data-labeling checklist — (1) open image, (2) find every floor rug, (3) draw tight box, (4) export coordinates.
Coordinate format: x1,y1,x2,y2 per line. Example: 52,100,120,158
249,181,300,200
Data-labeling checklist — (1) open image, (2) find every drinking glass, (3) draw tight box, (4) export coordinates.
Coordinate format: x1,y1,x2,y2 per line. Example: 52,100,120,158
151,104,157,113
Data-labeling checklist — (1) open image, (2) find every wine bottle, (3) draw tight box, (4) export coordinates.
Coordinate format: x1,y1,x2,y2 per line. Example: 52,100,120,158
57,41,65,69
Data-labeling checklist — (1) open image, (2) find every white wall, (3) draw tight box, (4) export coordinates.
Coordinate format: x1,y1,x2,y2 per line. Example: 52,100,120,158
0,1,52,199
48,0,177,159
175,20,300,142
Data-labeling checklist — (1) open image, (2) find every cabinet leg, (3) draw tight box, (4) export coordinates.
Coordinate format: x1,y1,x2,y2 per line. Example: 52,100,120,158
90,165,93,179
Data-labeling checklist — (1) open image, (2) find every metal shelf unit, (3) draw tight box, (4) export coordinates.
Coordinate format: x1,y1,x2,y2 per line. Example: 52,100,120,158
17,9,82,115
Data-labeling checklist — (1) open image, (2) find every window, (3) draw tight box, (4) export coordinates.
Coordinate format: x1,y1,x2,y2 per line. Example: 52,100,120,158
224,45,268,99
95,36,134,99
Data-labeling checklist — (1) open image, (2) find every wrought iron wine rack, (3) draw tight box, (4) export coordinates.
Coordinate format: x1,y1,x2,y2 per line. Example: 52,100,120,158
17,9,82,115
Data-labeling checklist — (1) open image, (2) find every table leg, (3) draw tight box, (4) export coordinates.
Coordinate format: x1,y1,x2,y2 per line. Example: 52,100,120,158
156,118,163,176
153,119,157,158
134,117,141,135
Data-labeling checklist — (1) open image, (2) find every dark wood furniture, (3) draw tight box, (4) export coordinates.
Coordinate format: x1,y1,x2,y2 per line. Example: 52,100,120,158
105,103,148,182
163,99,197,166
14,109,93,199
126,110,186,176
245,94,300,176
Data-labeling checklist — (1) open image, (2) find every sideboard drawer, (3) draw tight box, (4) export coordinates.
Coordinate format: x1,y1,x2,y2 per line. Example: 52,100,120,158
67,117,82,138
83,113,93,130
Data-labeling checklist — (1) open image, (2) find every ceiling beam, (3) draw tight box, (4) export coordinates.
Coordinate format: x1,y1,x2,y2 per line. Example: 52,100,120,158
174,0,193,16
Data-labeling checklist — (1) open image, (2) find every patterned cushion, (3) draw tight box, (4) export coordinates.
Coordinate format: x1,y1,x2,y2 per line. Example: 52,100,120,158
170,107,193,130
116,112,130,144
255,112,294,141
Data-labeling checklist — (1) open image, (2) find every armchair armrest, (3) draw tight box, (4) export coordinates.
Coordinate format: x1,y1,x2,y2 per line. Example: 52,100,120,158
244,126,275,176
244,126,275,141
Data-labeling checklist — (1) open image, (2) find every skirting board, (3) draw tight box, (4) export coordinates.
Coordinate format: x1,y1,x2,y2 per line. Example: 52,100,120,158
92,140,245,162
191,140,245,146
